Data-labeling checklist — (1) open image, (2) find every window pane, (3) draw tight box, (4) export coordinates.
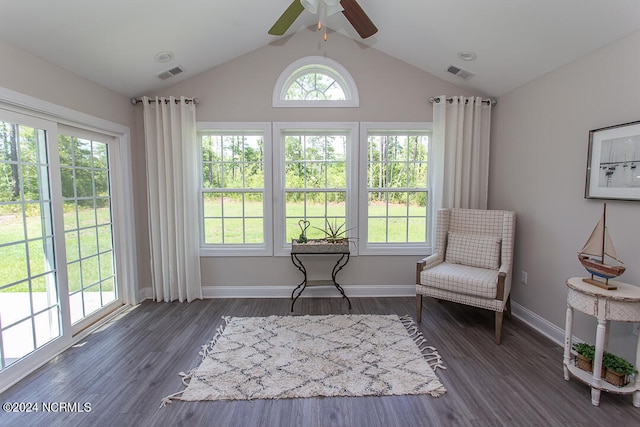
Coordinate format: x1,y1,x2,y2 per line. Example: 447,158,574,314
60,167,75,198
101,278,116,305
34,307,61,348
75,169,93,197
244,193,263,214
203,193,222,217
408,192,428,215
97,225,113,252
81,256,100,287
223,218,244,243
2,243,28,287
28,238,55,276
387,218,408,243
365,131,430,247
245,162,264,187
31,273,57,313
69,291,83,324
3,319,35,363
99,251,114,279
200,131,266,248
79,228,98,257
326,163,345,187
0,284,31,325
408,217,427,242
82,283,102,317
204,218,223,244
368,218,387,243
77,200,96,228
63,201,78,230
74,138,93,168
67,261,81,292
244,219,263,243
285,72,346,101
0,211,25,246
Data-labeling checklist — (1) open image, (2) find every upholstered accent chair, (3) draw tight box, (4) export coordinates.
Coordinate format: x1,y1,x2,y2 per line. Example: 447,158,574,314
416,208,516,344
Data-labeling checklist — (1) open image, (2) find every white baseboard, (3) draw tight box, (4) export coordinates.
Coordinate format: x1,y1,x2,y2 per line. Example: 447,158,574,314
140,284,416,300
511,301,565,347
139,285,565,348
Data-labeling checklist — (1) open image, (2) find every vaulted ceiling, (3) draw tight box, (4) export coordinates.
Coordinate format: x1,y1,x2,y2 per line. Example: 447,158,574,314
1,0,639,98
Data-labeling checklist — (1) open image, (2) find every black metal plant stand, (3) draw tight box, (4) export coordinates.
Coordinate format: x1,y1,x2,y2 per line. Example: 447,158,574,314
290,251,352,312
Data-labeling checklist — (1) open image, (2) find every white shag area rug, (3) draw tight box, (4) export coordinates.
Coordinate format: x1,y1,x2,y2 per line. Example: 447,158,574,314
162,314,446,405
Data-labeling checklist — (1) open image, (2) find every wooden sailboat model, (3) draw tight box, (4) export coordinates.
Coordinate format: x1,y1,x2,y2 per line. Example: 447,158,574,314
578,203,625,290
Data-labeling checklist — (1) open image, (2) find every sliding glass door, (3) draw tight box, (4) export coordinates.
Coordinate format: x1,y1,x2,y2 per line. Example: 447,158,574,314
0,110,123,373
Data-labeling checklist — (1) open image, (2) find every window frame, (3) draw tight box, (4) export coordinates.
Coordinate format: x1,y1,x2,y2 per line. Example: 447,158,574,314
358,122,433,256
272,122,359,256
273,56,359,108
197,122,273,257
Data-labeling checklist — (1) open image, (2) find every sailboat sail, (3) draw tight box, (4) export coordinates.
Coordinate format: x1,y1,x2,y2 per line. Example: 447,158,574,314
578,215,623,263
579,216,604,257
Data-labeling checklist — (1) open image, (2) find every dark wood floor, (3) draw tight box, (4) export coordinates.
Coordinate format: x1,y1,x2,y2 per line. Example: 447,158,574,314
2,296,640,427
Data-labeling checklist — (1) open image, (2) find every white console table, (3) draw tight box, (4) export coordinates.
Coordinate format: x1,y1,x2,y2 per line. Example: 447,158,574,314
563,277,640,407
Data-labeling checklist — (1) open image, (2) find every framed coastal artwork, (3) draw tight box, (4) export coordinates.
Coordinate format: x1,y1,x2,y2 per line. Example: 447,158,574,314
585,120,640,200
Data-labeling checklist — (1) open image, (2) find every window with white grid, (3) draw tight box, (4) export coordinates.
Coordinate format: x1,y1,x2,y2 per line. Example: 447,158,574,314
273,56,359,108
273,123,358,254
198,123,272,256
359,123,432,255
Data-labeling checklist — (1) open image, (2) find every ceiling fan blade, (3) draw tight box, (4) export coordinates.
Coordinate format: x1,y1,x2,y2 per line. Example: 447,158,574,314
340,0,378,38
268,0,305,35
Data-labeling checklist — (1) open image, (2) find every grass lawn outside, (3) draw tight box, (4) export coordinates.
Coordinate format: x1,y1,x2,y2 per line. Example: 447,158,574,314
203,199,428,244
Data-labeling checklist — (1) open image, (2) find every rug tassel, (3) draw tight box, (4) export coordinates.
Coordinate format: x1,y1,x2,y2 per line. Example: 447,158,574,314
160,390,185,408
198,317,230,360
160,317,231,408
400,315,447,372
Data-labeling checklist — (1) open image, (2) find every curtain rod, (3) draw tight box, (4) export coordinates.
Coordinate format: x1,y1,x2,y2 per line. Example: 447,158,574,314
130,97,200,105
428,96,496,106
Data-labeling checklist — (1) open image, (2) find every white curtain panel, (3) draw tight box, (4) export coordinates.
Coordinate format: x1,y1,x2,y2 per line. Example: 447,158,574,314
142,96,202,302
432,95,492,211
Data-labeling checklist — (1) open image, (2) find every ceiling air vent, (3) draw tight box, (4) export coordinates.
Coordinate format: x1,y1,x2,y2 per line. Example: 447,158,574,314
157,65,184,80
445,64,475,80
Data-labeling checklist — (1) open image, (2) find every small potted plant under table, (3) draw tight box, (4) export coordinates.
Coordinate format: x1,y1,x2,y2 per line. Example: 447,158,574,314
572,342,638,387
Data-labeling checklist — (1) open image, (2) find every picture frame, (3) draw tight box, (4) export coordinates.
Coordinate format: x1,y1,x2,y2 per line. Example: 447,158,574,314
585,120,640,200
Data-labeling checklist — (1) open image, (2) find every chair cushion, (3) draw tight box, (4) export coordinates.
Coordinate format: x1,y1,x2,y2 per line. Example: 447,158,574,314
420,262,499,299
445,232,501,270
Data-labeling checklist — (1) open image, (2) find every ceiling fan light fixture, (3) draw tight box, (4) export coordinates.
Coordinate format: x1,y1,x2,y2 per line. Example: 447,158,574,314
268,0,377,39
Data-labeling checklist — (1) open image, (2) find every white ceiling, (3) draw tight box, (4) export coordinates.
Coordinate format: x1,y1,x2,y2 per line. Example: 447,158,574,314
1,0,639,98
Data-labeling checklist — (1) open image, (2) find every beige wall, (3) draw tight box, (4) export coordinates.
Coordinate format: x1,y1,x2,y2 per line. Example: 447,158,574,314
490,30,640,360
0,38,144,298
0,39,133,127
149,29,479,292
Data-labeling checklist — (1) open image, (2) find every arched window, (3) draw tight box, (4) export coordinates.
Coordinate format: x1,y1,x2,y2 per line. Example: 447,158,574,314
273,56,359,107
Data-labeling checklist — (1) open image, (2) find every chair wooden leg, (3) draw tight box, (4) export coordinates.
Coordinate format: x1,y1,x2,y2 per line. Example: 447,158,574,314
505,296,512,319
495,311,504,345
416,294,423,322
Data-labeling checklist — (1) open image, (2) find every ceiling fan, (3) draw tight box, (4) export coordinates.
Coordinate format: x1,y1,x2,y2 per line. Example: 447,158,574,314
269,0,378,39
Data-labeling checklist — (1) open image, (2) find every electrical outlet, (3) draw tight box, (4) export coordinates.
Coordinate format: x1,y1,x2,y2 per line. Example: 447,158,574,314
633,323,640,336
520,271,528,285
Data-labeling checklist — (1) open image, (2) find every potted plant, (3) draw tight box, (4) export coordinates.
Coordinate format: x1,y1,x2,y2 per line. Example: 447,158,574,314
572,342,637,387
291,219,354,253
572,342,595,372
602,351,638,387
